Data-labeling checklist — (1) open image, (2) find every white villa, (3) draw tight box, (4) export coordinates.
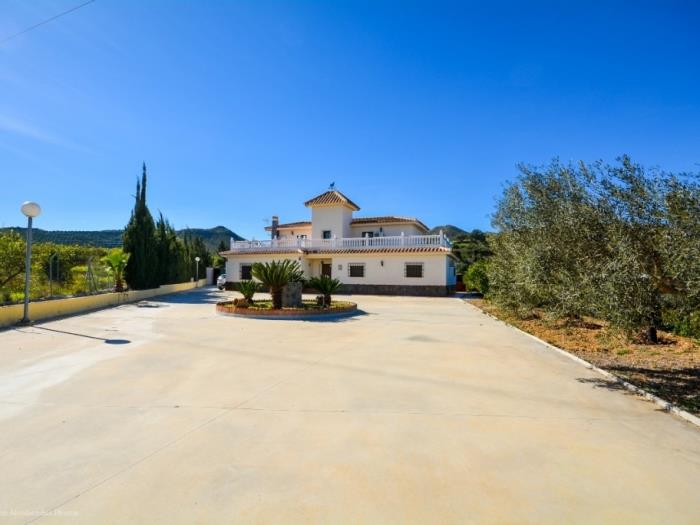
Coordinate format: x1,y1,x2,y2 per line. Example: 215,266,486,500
221,189,457,296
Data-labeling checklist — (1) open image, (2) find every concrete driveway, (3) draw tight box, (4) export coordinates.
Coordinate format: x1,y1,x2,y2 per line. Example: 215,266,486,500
1,287,699,524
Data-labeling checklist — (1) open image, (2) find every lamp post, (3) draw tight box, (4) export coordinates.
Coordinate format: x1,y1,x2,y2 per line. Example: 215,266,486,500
19,201,41,325
195,256,201,286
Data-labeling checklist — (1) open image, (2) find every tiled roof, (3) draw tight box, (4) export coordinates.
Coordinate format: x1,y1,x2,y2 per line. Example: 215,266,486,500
350,216,429,232
304,190,360,210
264,221,311,231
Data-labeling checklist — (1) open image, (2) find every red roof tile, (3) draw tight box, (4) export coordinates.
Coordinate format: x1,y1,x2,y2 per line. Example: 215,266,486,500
264,221,311,231
304,190,360,210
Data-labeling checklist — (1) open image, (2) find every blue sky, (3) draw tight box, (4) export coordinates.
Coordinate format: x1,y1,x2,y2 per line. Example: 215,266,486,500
0,1,698,239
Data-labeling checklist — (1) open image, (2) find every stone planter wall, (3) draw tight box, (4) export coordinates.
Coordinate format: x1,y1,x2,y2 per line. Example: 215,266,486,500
282,282,303,307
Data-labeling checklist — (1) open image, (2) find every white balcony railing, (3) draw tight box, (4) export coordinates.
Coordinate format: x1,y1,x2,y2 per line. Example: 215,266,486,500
228,233,451,253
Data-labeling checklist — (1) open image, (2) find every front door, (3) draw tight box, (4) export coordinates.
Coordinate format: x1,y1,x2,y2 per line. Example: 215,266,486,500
321,262,332,277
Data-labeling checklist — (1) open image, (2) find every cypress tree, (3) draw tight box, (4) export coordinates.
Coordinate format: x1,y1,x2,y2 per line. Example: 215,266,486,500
123,163,159,289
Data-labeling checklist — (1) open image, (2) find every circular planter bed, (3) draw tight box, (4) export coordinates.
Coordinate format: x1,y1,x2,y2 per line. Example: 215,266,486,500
216,299,358,320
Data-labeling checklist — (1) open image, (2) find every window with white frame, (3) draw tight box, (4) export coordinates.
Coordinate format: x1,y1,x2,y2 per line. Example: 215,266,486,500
240,264,253,280
348,263,365,278
404,262,424,278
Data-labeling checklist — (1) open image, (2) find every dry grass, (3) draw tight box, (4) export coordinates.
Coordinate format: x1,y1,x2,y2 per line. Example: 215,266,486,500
468,298,700,416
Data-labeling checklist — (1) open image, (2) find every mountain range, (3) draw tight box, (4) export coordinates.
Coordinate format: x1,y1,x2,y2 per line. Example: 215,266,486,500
0,226,244,251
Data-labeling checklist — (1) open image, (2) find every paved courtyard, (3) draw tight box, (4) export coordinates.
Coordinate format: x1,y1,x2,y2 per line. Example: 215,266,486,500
1,287,699,524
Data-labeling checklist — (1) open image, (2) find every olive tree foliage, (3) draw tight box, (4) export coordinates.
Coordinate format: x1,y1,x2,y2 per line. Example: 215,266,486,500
489,156,700,342
489,160,606,319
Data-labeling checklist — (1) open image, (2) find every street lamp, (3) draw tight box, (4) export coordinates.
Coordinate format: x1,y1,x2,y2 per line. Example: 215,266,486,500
194,256,201,286
19,201,41,325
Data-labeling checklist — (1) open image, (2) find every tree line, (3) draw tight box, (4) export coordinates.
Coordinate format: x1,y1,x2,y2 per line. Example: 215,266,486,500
123,164,213,290
0,164,217,303
486,155,700,342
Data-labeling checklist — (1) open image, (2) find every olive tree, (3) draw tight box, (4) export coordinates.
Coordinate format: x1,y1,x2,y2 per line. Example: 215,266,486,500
489,155,700,342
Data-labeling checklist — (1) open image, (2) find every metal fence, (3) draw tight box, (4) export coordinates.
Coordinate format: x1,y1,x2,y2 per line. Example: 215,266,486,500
1,253,117,306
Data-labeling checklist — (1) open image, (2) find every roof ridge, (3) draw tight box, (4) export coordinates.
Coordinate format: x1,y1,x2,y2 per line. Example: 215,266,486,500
304,190,360,210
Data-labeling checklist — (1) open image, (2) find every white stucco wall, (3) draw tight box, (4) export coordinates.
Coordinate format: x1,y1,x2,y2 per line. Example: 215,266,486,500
276,225,312,240
311,206,353,239
445,256,457,285
225,254,310,283
308,253,450,286
349,223,424,237
226,252,453,287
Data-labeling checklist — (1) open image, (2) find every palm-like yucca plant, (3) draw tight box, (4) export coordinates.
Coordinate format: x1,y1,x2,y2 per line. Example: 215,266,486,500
308,274,342,307
101,248,130,292
236,280,259,303
252,260,302,309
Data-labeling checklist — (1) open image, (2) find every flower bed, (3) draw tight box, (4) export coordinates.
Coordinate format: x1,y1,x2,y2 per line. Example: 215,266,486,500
216,299,358,319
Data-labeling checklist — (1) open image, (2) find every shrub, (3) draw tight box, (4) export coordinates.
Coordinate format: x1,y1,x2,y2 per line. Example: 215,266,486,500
252,260,303,309
236,280,259,303
308,275,342,307
463,260,489,294
490,156,700,342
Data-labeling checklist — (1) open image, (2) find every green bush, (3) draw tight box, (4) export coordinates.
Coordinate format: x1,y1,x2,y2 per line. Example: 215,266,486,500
252,260,303,309
664,309,700,339
308,275,342,306
463,260,489,294
490,156,700,342
236,280,259,303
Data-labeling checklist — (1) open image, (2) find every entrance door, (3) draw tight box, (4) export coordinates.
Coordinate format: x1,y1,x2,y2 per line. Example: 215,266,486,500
321,262,332,277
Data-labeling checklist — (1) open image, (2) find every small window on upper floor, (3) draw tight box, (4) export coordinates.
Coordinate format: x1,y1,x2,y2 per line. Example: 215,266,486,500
362,231,374,238
348,263,365,278
322,230,332,239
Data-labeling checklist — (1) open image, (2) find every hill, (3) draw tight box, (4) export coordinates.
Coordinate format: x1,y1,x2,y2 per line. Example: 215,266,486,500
0,226,244,251
428,224,469,239
177,226,244,251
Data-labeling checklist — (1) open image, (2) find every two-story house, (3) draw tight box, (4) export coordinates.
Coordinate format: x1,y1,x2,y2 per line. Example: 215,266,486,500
221,189,457,296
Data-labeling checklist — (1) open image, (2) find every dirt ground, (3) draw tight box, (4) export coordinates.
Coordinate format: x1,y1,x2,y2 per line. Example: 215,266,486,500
468,298,700,415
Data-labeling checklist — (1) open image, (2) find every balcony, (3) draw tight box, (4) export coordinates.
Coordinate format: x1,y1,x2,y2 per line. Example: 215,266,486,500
227,233,451,253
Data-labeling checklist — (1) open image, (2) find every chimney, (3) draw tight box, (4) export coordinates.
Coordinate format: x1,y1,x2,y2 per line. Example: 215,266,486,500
271,216,279,239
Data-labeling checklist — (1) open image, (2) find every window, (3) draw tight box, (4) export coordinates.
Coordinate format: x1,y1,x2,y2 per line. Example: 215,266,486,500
405,263,423,278
240,264,253,280
348,263,365,278
322,230,332,239
362,231,374,238
297,234,307,239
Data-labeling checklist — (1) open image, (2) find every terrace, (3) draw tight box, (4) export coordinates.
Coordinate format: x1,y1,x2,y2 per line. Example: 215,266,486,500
227,232,452,253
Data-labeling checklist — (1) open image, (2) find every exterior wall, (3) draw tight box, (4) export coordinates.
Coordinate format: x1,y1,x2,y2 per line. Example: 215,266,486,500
224,252,455,295
337,284,452,296
0,279,207,329
225,254,310,283
275,225,312,240
315,253,450,286
349,223,424,237
311,206,353,239
446,256,457,286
